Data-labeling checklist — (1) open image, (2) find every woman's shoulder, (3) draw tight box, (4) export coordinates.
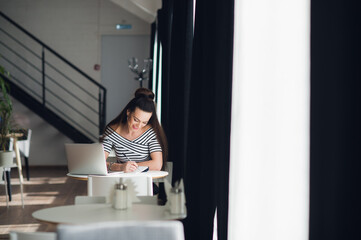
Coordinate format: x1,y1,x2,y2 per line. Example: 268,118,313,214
108,123,120,131
143,126,156,136
104,124,121,136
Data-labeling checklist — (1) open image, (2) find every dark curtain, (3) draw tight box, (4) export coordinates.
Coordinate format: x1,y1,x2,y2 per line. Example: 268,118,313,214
154,0,234,239
154,0,193,204
165,0,193,184
156,0,193,184
183,0,233,239
154,0,192,203
310,0,361,239
148,22,156,89
157,0,173,136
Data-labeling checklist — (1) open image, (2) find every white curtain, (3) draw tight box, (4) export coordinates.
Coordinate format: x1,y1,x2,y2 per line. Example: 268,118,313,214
228,0,310,240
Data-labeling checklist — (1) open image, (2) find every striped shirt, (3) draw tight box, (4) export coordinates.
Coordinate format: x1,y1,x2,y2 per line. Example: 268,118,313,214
102,126,162,163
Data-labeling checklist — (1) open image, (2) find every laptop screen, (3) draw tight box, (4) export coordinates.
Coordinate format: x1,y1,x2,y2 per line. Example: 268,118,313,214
65,143,108,175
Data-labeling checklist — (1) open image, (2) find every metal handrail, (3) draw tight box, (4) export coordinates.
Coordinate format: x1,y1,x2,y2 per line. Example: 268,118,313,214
0,12,105,90
0,11,107,140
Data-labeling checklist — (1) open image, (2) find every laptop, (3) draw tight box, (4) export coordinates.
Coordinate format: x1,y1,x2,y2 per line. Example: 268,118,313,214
65,143,110,175
65,143,150,176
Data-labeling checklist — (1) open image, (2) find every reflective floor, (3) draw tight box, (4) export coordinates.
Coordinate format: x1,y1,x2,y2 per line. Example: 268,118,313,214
0,166,87,239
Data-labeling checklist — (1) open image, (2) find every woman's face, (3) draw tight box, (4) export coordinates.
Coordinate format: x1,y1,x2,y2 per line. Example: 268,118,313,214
127,107,152,132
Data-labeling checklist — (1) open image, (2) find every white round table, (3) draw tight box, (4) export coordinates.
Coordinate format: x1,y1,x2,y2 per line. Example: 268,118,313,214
67,171,168,181
32,203,186,224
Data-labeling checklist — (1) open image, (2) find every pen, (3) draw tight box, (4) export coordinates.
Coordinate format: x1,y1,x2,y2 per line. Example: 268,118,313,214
123,153,139,171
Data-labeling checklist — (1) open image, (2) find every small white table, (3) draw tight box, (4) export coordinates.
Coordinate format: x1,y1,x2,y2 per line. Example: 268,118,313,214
32,203,186,224
67,171,168,181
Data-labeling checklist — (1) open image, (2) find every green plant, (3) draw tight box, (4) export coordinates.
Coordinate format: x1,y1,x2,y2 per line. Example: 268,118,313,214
0,64,12,151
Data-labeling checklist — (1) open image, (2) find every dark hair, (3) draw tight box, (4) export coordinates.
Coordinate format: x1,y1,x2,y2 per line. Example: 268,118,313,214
102,88,168,168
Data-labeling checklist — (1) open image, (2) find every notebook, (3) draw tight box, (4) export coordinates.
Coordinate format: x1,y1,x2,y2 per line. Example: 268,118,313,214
133,166,149,173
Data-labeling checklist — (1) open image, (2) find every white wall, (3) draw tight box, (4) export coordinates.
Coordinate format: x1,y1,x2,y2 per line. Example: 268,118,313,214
11,97,72,166
0,0,151,165
0,0,150,82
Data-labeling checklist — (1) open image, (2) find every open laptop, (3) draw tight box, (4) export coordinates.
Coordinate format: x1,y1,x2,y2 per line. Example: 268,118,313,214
65,143,111,175
65,143,149,176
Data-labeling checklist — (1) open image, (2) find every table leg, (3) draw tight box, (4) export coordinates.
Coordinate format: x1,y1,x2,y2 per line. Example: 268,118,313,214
157,182,167,205
13,138,24,208
24,156,30,181
5,170,12,201
3,170,9,208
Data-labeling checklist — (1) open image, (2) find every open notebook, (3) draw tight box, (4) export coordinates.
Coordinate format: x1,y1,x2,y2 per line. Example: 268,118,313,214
131,166,149,173
110,166,149,174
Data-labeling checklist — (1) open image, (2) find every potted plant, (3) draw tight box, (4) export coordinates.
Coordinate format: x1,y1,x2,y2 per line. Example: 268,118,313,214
0,64,13,167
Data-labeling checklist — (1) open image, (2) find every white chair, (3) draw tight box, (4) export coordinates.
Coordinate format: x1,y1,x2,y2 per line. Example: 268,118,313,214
2,130,30,207
88,175,153,204
165,161,173,183
8,129,32,179
0,166,11,208
0,155,24,208
133,195,158,205
9,231,56,240
74,196,106,205
16,129,32,181
57,221,185,240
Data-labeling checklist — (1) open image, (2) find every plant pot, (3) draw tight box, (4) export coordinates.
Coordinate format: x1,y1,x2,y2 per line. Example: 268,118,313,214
0,151,14,167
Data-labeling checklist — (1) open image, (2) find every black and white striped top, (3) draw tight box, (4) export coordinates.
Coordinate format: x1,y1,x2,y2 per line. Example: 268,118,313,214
102,126,162,163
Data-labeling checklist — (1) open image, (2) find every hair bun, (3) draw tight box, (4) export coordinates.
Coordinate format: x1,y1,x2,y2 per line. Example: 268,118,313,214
134,88,155,100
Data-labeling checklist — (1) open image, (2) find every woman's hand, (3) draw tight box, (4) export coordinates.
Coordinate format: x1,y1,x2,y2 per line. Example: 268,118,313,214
122,161,138,173
137,152,163,171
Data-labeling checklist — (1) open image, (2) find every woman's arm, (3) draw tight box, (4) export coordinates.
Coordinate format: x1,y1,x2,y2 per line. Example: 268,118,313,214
109,162,138,172
137,151,163,171
105,151,138,172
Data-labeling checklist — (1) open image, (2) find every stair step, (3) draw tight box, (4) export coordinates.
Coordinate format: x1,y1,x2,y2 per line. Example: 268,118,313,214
1,73,94,143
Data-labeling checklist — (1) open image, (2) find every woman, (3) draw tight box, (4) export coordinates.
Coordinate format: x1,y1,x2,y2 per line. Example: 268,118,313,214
101,88,167,173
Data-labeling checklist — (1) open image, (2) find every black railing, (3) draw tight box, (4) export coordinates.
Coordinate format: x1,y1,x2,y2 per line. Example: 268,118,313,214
0,11,106,142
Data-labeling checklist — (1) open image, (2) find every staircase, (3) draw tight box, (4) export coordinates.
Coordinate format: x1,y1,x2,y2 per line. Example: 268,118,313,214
0,11,106,143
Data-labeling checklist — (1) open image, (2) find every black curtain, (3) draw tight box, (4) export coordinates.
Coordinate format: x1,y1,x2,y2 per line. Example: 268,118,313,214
157,0,193,184
157,0,173,137
310,0,361,239
155,0,234,239
165,0,193,185
183,0,233,239
154,0,193,204
148,22,156,89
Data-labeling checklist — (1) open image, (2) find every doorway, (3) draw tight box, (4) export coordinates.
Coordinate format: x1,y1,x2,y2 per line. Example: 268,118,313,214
101,35,150,124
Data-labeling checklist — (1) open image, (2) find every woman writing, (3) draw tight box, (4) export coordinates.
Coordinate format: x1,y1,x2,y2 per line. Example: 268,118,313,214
101,88,167,173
